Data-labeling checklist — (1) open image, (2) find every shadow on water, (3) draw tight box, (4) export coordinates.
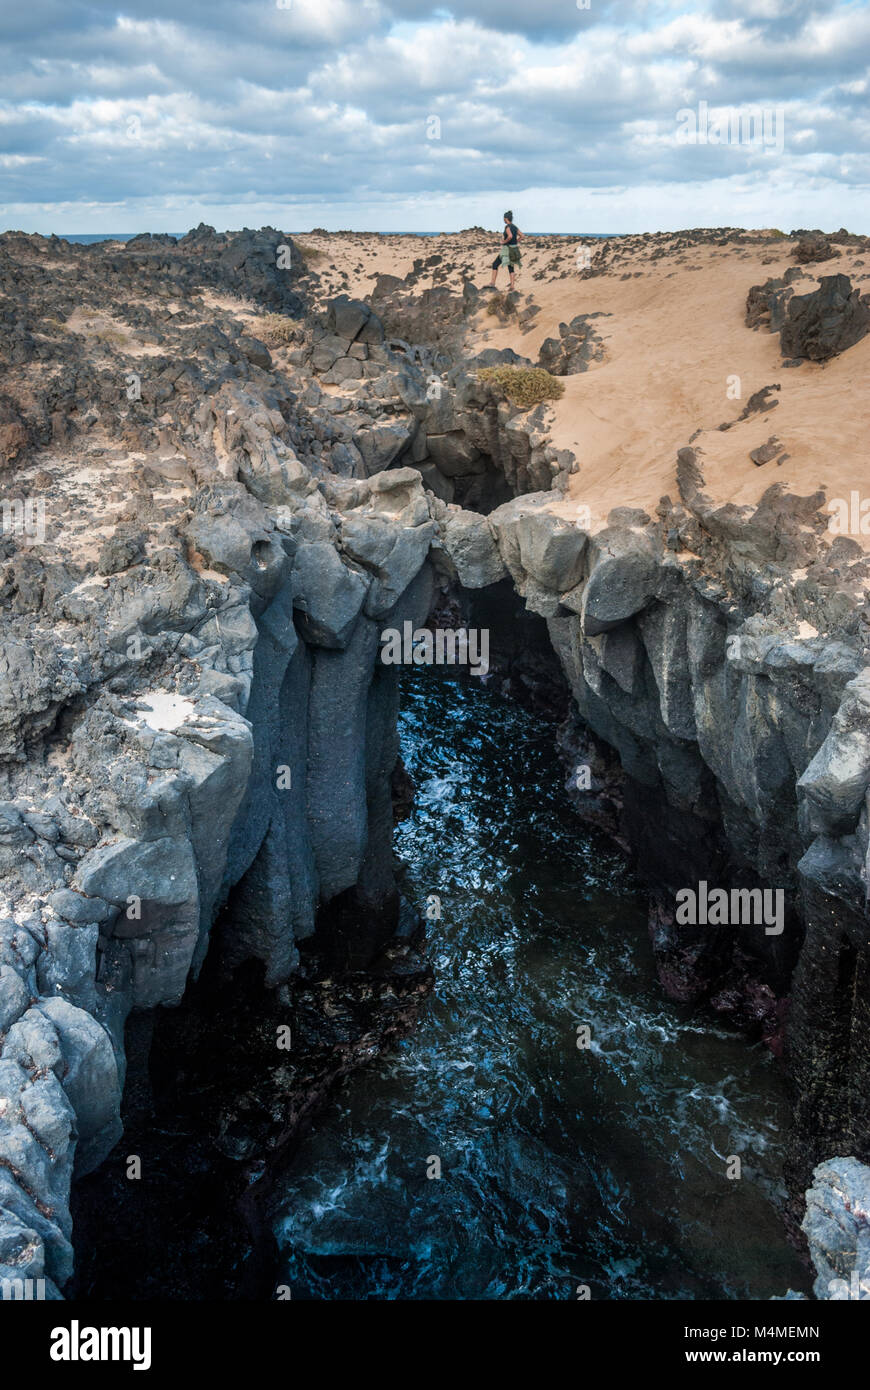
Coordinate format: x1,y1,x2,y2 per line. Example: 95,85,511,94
273,669,811,1301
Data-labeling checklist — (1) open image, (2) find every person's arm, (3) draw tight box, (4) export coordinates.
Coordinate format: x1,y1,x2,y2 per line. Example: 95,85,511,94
517,228,525,241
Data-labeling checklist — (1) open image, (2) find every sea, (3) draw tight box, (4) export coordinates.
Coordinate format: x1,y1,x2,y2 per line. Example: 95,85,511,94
47,231,617,244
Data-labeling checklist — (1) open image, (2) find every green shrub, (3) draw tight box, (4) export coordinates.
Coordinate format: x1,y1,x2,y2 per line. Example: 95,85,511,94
477,365,565,409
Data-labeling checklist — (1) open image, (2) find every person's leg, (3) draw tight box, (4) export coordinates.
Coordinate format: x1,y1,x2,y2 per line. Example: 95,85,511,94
490,254,500,286
509,270,516,291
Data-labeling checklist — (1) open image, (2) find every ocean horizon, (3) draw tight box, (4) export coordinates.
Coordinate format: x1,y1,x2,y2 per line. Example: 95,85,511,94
13,230,620,244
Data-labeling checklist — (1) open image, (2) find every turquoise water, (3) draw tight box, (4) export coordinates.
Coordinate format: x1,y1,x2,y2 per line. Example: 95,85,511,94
274,672,809,1300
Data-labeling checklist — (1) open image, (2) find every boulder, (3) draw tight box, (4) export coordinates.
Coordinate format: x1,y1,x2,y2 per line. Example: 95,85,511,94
794,237,839,266
746,276,795,332
797,670,870,834
187,511,257,576
74,835,201,1008
470,347,534,369
366,467,432,526
47,889,115,926
780,274,870,362
490,496,586,593
291,540,370,648
37,923,98,1013
355,419,415,475
36,997,122,1177
325,296,384,345
426,431,485,477
802,1157,870,1300
537,314,608,375
320,357,364,386
439,509,507,588
412,462,454,503
581,528,661,635
97,530,146,576
238,438,310,506
237,335,272,370
0,964,30,1033
310,334,351,374
515,512,586,591
340,514,435,617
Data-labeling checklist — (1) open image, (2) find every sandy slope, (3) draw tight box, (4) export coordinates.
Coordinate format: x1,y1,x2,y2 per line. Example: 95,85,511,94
298,227,870,533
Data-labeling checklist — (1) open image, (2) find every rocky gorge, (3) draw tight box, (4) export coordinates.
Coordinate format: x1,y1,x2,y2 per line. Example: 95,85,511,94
1,224,869,1300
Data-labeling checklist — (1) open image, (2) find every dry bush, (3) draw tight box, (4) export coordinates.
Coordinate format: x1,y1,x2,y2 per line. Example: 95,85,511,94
294,242,326,265
485,292,515,317
257,313,300,345
477,365,565,409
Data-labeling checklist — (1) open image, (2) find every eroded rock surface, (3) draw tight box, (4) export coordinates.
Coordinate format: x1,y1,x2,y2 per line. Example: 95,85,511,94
0,225,868,1296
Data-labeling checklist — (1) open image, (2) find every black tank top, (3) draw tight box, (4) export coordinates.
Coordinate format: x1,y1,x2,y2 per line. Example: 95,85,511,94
504,223,519,245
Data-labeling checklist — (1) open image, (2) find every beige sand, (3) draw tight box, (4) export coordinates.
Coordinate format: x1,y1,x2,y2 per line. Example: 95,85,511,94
298,228,870,535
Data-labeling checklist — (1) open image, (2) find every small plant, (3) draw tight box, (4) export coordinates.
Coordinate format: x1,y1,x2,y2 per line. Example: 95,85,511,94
294,242,325,265
485,293,513,317
257,312,299,345
477,366,565,409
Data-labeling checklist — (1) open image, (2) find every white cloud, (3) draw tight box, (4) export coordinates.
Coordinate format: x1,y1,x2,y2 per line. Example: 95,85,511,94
0,0,866,232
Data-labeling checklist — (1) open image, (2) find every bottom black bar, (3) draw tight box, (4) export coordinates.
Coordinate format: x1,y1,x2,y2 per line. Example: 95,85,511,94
3,1296,863,1377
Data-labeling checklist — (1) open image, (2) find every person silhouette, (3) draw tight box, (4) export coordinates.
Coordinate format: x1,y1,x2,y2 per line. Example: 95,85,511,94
489,211,524,291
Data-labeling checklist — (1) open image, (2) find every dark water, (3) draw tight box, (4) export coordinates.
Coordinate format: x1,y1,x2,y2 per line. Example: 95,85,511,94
274,672,809,1300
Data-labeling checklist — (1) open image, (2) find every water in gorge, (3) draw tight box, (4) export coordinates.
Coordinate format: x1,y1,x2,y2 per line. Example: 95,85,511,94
274,670,810,1301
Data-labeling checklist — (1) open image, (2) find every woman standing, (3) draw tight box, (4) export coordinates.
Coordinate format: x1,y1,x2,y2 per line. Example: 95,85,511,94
489,211,524,292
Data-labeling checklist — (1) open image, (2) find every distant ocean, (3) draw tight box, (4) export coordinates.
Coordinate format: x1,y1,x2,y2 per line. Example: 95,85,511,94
53,231,616,243
56,233,183,243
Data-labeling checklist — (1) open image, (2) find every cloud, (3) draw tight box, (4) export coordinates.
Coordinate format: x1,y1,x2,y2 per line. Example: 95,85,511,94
0,0,866,232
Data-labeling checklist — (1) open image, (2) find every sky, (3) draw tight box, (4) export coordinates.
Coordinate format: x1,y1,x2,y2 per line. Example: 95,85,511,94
0,0,868,235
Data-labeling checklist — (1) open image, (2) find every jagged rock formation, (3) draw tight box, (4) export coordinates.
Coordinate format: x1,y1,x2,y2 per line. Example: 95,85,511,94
780,273,870,362
0,226,868,1299
442,452,870,1208
288,286,575,507
437,450,870,1197
537,313,609,375
802,1158,870,1299
775,1157,870,1299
